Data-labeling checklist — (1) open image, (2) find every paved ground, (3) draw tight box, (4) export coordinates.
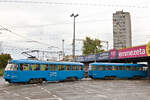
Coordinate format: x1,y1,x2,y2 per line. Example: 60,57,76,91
0,77,150,100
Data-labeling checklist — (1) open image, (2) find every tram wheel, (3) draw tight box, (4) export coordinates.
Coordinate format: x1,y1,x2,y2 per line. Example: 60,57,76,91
65,77,72,81
29,79,34,84
133,76,142,79
29,79,38,84
104,76,109,80
39,78,43,83
72,77,78,81
89,76,94,79
110,76,116,80
8,80,12,83
66,77,78,81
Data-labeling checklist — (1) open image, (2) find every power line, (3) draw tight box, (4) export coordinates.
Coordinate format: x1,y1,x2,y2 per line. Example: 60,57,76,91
6,15,150,29
4,15,150,29
0,25,50,46
0,0,148,8
4,19,111,29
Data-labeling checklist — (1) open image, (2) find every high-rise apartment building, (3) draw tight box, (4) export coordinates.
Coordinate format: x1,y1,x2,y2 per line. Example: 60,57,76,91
113,10,132,49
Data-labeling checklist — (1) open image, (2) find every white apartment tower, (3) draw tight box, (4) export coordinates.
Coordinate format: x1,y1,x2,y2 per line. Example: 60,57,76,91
113,10,132,49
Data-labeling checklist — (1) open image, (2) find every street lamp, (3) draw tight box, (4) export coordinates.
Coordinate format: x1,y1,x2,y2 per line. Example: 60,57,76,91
94,46,98,62
70,13,79,62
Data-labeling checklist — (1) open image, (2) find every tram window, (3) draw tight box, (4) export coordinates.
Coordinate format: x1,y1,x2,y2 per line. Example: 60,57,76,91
118,66,122,70
72,65,78,70
20,64,29,71
123,66,126,70
126,66,131,70
20,64,23,70
139,67,143,71
41,64,48,71
6,63,18,71
112,66,118,70
58,65,64,71
143,67,148,71
92,66,96,70
78,65,83,70
131,66,136,71
97,66,104,70
136,67,143,71
31,64,40,71
97,66,100,70
13,64,18,70
65,65,71,70
105,66,112,70
50,65,57,71
113,66,118,70
112,66,115,70
119,66,125,70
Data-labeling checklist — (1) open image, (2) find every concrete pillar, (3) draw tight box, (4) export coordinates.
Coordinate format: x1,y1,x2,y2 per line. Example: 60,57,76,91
132,61,137,64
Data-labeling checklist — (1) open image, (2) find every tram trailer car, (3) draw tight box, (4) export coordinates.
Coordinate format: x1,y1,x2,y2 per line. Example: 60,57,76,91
4,59,84,83
88,63,148,79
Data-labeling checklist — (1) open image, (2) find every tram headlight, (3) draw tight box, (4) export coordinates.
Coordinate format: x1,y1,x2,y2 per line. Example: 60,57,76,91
11,75,17,78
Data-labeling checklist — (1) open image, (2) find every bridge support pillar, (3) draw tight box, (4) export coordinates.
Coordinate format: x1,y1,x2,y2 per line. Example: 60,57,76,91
132,61,137,64
148,61,150,79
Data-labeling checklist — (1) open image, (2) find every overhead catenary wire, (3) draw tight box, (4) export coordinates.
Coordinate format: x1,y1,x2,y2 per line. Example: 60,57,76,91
0,25,50,46
0,0,148,8
6,15,150,29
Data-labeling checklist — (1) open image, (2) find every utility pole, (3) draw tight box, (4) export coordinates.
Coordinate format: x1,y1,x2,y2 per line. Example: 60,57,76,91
94,47,97,62
62,39,64,60
105,41,109,51
42,51,44,61
106,41,109,51
70,13,79,62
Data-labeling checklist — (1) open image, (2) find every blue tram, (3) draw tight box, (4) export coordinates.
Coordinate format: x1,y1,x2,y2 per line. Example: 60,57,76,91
88,63,148,79
4,59,84,83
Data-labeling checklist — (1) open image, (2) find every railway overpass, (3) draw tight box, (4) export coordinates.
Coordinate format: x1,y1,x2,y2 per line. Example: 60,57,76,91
76,42,150,78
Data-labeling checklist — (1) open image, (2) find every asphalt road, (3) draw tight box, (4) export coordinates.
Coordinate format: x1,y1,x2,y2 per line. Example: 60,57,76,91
0,77,150,100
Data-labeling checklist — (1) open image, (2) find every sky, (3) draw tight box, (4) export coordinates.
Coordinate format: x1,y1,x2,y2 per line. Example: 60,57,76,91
0,0,150,60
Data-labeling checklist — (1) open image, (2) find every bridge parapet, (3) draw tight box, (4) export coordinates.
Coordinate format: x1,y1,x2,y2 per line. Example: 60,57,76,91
77,42,150,62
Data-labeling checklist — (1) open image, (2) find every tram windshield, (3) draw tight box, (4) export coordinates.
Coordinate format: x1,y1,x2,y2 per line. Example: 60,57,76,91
5,63,18,71
88,65,92,70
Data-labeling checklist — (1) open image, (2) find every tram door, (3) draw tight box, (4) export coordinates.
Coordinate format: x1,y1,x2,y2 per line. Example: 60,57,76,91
49,65,58,81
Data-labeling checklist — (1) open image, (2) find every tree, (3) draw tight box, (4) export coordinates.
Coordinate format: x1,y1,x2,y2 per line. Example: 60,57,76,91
83,37,104,55
0,53,12,69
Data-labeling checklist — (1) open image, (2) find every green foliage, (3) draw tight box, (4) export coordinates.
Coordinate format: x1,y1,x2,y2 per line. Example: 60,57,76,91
0,53,12,69
0,53,12,76
83,37,104,55
0,68,4,76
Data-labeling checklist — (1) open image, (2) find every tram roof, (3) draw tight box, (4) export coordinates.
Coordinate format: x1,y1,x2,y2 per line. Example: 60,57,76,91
90,62,147,67
11,59,84,65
